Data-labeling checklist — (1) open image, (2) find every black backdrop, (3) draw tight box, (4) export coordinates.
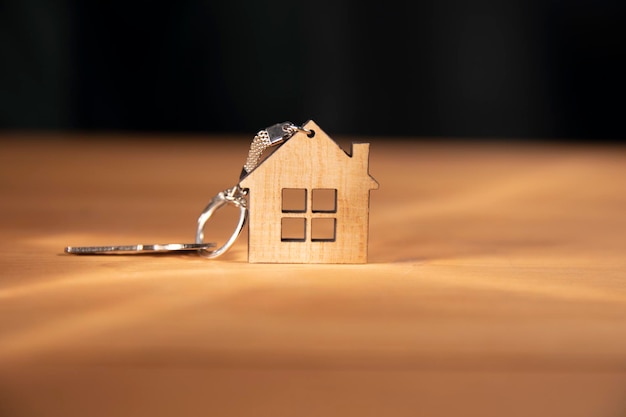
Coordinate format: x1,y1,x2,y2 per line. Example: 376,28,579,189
1,0,624,139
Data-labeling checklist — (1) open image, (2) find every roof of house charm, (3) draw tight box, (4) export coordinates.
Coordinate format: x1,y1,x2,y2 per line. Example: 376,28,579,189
240,120,378,263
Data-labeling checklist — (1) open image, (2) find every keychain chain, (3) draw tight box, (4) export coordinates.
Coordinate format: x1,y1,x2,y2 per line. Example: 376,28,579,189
65,122,311,258
243,130,271,174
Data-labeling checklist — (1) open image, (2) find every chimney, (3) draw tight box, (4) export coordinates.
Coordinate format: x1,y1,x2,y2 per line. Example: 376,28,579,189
351,142,378,189
351,143,370,165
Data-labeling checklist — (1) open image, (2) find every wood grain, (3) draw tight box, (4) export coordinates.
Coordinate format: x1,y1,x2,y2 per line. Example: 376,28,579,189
0,134,625,417
240,120,378,263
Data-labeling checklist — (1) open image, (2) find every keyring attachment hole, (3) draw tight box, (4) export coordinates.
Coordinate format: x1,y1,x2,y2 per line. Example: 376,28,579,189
307,129,316,138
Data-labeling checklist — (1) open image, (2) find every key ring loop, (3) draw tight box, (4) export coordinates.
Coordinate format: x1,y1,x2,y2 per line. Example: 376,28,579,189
195,185,248,259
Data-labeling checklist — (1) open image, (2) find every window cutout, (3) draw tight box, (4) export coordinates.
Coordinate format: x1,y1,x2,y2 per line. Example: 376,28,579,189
312,189,337,213
311,218,336,242
281,218,306,241
282,188,307,213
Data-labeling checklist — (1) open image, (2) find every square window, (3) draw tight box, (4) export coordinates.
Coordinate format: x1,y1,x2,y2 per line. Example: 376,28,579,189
281,217,306,241
312,189,337,213
282,188,307,213
311,218,336,242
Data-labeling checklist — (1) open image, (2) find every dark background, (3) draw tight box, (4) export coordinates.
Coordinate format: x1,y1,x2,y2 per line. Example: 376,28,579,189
1,0,624,139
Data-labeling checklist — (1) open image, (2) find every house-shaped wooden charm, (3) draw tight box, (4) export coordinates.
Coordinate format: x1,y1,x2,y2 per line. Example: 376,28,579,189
239,120,378,263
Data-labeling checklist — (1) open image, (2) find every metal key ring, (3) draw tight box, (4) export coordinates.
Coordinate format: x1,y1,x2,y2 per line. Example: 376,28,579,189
196,185,248,259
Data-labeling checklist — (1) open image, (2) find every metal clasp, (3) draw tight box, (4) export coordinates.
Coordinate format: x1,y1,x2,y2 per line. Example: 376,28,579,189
195,185,248,259
266,122,314,145
265,122,293,146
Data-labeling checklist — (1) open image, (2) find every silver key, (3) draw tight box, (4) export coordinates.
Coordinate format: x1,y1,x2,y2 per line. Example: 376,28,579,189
65,243,215,255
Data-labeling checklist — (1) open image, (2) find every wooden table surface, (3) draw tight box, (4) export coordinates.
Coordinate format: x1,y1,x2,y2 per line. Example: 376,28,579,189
1,134,625,416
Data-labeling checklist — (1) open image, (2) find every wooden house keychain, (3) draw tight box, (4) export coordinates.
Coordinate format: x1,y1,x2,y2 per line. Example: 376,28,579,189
65,120,378,263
